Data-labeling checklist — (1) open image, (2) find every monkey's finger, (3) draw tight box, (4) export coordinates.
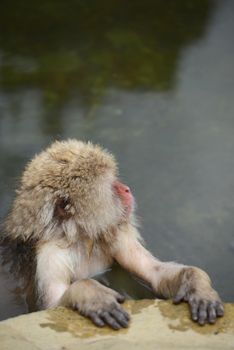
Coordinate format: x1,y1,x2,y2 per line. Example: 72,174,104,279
207,303,217,324
115,292,125,303
216,302,224,317
101,311,121,330
189,299,199,321
111,309,129,328
121,308,130,321
198,301,208,326
88,312,105,327
117,307,130,321
115,306,130,321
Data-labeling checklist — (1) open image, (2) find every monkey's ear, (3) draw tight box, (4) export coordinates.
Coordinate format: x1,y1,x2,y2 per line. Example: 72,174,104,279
54,197,74,220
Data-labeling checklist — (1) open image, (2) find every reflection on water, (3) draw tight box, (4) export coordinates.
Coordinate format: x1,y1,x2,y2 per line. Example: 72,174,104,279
0,0,212,104
1,0,234,320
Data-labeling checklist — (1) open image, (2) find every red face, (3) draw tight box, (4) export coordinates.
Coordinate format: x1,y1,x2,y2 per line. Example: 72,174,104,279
113,180,133,215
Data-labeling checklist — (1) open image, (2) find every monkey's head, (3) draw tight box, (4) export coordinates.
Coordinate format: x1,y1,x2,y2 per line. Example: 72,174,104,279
8,140,134,242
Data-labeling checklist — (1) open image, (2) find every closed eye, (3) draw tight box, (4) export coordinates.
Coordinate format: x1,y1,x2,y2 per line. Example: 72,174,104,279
72,175,81,180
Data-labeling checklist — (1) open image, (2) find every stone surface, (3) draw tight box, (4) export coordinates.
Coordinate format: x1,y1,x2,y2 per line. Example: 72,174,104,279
0,300,234,350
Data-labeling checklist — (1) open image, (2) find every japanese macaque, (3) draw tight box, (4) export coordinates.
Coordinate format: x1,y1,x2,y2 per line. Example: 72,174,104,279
1,140,224,329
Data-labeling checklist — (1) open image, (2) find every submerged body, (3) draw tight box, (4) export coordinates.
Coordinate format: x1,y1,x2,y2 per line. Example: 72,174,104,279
1,140,224,329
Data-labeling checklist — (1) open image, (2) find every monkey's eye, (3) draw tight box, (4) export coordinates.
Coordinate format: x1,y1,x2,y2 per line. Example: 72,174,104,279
71,175,81,180
60,198,70,209
58,158,69,164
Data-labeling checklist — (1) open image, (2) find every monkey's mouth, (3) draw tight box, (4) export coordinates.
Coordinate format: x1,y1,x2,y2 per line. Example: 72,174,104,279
122,195,134,218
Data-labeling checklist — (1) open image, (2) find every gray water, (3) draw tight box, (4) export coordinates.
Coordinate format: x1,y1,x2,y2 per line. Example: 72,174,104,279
0,0,234,321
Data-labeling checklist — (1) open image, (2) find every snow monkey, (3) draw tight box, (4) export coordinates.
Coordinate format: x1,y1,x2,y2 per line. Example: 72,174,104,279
1,140,224,329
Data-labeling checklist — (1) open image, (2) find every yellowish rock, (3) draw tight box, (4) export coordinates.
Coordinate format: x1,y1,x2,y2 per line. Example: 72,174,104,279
0,300,233,350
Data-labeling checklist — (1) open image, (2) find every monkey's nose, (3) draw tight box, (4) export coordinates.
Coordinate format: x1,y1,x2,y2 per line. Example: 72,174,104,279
113,181,131,196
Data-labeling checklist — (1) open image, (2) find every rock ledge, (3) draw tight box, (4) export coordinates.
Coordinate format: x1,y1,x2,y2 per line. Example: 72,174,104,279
0,300,234,350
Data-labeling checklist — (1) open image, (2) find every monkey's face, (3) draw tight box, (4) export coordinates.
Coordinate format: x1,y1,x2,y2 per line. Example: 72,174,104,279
20,140,134,240
112,181,133,216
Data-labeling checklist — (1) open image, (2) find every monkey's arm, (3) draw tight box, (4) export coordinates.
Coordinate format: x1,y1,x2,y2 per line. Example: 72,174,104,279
112,224,224,325
36,243,129,329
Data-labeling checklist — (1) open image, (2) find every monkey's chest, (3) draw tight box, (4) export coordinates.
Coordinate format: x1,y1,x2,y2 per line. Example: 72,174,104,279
70,244,113,281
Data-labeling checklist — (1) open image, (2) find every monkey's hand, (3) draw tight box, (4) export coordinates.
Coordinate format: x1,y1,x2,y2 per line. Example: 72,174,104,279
173,267,224,325
60,279,130,330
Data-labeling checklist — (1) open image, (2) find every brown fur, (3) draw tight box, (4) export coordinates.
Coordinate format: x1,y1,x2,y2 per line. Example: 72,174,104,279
1,139,224,328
